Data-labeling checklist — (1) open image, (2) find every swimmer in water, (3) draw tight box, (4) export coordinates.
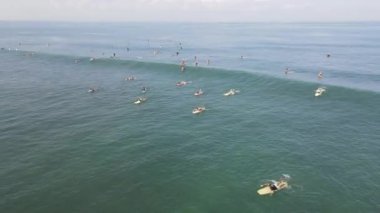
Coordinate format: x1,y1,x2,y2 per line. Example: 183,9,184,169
284,67,289,75
88,87,96,93
318,71,323,80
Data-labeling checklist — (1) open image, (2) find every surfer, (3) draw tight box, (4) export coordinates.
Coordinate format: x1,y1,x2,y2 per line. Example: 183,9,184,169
257,175,290,195
284,67,289,75
141,86,149,93
269,182,279,191
318,71,323,80
88,88,96,93
125,75,136,81
194,89,204,96
258,180,287,195
180,60,186,72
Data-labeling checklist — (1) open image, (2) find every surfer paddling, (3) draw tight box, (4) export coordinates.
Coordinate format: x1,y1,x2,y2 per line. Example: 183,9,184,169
257,175,291,196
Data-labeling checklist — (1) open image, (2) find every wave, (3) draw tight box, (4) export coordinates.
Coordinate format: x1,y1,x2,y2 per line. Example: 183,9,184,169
3,49,380,99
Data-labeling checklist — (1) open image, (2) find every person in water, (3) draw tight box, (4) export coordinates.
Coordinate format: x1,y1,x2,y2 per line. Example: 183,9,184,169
318,71,324,80
269,182,278,191
284,67,289,75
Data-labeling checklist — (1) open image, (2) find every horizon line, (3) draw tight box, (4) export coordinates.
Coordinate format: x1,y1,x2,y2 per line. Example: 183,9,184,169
1,20,380,24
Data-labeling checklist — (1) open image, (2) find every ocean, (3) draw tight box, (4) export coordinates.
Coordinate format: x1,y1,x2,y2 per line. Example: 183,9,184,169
0,22,379,212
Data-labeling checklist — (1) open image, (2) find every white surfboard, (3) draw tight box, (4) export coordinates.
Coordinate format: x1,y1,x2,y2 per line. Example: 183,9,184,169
257,181,288,196
257,186,274,195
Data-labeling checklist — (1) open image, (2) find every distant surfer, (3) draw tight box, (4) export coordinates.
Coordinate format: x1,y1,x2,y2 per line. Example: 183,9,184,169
284,67,289,75
180,60,186,72
141,87,148,93
326,54,331,58
207,59,210,65
257,175,290,196
318,71,323,80
88,87,96,93
125,75,136,81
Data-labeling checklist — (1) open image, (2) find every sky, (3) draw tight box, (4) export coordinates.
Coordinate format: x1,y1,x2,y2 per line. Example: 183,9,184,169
0,0,379,22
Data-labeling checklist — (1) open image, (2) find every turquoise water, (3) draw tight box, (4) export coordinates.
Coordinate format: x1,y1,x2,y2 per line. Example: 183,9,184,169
1,22,380,212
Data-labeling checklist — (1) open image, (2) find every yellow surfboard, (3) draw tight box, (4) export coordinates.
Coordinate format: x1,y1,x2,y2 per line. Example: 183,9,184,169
257,181,288,196
257,186,274,195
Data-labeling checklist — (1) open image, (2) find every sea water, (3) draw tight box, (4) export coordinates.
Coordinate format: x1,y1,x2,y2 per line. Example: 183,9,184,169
0,22,379,212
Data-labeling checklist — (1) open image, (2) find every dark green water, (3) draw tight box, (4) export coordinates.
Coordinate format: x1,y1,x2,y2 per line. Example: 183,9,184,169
1,50,379,212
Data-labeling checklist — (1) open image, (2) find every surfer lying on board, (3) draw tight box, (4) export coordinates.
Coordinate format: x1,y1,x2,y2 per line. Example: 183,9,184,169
257,175,290,195
88,87,97,93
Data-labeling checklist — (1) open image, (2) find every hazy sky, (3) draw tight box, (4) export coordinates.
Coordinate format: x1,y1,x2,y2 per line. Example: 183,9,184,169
1,0,379,22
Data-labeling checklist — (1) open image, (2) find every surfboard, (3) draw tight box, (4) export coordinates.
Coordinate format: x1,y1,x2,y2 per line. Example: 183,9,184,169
134,98,146,104
257,186,274,195
257,181,288,196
